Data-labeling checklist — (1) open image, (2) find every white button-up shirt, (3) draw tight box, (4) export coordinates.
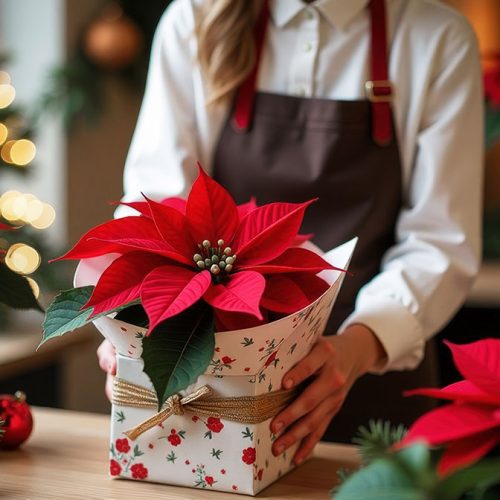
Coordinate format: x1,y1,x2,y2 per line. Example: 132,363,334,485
118,0,484,372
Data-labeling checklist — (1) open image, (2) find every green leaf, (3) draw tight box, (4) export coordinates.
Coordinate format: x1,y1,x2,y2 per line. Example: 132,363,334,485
40,286,138,348
40,286,94,346
434,459,500,500
333,458,425,500
0,261,43,311
141,301,215,410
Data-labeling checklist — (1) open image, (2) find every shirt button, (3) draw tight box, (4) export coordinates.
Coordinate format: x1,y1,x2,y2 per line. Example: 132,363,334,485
304,42,313,52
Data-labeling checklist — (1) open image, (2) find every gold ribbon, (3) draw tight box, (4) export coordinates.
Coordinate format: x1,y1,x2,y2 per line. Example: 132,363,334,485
113,377,299,441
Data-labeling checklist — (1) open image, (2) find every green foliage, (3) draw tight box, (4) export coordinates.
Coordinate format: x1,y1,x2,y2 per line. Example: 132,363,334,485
0,261,43,312
353,419,407,463
485,103,500,149
141,301,215,409
334,421,500,500
40,286,138,347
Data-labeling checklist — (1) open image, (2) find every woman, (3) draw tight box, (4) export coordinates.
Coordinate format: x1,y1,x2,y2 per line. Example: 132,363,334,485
98,0,483,465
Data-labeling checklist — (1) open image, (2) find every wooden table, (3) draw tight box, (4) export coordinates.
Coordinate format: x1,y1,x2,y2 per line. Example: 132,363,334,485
0,407,360,499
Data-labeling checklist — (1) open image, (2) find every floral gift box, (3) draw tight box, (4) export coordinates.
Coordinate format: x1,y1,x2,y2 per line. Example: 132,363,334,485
77,238,355,495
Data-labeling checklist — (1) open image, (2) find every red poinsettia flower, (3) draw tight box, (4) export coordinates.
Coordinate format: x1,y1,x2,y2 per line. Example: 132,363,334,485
400,339,500,476
57,165,337,332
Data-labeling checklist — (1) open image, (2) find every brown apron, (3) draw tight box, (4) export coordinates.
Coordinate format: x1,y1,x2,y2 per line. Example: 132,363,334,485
212,0,438,442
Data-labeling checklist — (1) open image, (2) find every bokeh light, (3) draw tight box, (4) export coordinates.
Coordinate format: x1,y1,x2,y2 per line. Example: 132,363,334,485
31,203,56,229
0,83,16,109
5,243,41,274
10,139,36,165
0,71,11,85
26,277,40,299
0,139,15,163
24,198,44,223
0,123,8,145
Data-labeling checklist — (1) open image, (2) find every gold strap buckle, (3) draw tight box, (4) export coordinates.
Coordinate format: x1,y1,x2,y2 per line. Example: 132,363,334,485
365,80,394,102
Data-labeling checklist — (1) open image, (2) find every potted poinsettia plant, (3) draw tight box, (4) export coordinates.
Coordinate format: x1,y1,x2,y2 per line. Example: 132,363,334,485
334,339,500,499
41,165,353,495
0,222,42,313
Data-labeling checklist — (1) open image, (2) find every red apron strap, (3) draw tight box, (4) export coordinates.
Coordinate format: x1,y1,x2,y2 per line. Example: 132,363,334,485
232,0,393,144
232,0,270,132
367,0,393,145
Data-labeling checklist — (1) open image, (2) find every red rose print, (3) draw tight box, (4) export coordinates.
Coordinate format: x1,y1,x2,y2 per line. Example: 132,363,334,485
192,415,199,422
232,485,238,491
109,459,121,476
221,469,226,474
242,447,256,465
148,443,154,449
205,476,215,486
206,417,224,433
115,438,130,454
168,429,182,446
131,463,148,480
257,468,264,481
185,459,190,465
221,356,235,364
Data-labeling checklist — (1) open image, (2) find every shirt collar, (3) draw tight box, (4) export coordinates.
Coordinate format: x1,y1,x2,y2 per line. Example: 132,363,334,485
271,0,370,31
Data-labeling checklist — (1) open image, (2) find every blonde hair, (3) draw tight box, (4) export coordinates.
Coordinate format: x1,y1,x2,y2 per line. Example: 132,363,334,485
197,0,263,106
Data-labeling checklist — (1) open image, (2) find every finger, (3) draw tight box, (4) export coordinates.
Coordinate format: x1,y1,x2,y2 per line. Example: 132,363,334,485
97,339,116,375
272,394,341,456
281,339,334,390
105,372,114,402
293,418,332,465
271,369,344,434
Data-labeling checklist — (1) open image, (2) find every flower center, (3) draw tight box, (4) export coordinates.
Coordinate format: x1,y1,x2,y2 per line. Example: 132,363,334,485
193,239,237,276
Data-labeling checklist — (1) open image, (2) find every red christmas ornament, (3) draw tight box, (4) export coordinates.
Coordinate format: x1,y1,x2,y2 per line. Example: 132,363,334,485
0,391,33,449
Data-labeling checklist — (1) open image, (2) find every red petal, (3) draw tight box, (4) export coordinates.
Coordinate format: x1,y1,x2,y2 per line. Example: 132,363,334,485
293,233,314,245
0,222,15,230
437,428,500,476
289,272,330,302
445,339,500,396
144,196,193,256
401,404,500,447
111,201,152,217
405,380,500,407
233,200,315,266
241,247,335,274
85,252,166,316
261,275,312,314
112,197,186,217
185,165,238,247
54,216,162,261
141,266,211,332
160,197,187,214
203,271,265,319
237,198,257,220
214,309,267,332
94,237,192,266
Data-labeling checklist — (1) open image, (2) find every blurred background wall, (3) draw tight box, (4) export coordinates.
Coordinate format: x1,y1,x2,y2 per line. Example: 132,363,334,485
0,0,498,415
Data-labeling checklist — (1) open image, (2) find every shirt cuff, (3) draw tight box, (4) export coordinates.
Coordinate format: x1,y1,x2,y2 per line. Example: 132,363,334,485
338,295,426,373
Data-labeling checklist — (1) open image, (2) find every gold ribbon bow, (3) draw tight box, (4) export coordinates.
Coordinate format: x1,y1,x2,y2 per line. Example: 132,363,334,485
113,377,299,441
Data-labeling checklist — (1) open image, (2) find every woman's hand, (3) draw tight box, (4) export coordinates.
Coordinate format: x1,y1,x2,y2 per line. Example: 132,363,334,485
270,324,387,465
97,339,117,401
